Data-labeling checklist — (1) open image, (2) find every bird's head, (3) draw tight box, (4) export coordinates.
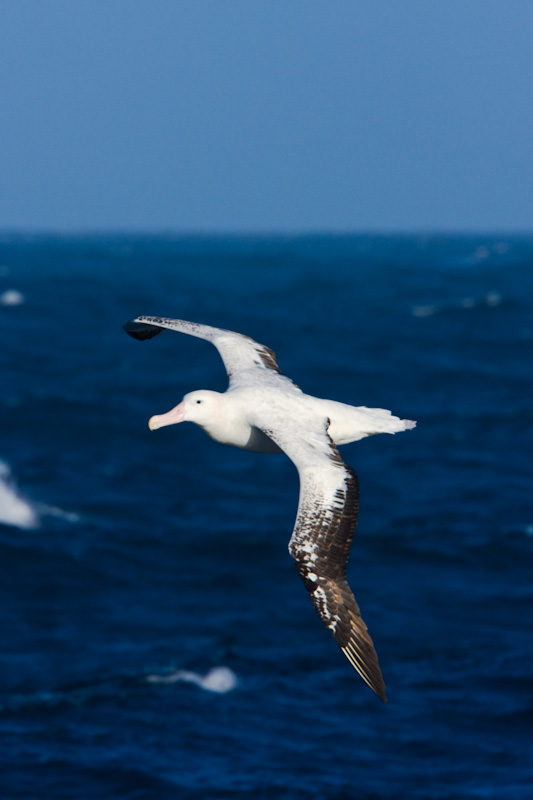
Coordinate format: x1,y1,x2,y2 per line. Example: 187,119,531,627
148,390,222,431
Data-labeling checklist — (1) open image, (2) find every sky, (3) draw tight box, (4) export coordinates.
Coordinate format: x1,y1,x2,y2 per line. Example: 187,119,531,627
1,0,532,233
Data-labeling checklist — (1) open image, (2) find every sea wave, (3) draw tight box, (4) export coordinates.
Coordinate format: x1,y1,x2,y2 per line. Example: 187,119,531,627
0,460,39,529
411,291,502,317
145,666,238,693
0,289,25,306
0,460,79,530
0,666,238,714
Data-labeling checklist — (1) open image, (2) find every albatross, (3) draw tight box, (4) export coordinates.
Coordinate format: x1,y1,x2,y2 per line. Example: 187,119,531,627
124,316,416,701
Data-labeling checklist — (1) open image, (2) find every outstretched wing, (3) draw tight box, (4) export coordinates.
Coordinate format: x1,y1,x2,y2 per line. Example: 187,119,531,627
124,316,297,387
261,418,387,701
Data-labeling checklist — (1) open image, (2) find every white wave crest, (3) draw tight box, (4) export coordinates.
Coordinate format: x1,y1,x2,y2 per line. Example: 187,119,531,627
0,460,80,530
0,461,39,529
0,289,25,306
412,292,502,318
146,666,238,694
38,504,80,524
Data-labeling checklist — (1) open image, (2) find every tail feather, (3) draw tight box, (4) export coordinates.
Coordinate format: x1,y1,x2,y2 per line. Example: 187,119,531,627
324,400,417,445
357,407,416,435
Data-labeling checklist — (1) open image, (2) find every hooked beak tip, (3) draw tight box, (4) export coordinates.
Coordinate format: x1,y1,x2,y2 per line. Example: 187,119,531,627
147,401,186,431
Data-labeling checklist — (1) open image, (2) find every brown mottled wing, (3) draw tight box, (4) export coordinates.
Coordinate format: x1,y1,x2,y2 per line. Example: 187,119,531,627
123,316,298,388
261,418,387,701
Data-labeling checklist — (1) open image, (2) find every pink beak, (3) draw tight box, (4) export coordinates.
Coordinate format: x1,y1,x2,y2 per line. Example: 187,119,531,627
148,401,186,431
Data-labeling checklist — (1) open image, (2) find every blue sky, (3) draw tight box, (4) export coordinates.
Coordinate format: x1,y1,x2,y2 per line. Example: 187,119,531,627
1,1,532,232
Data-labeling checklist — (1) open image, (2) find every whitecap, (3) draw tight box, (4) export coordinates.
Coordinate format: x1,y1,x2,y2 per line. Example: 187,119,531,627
146,666,238,694
493,241,510,255
38,504,80,524
0,461,39,530
460,297,476,309
412,293,503,318
411,305,436,317
0,460,80,530
485,292,502,307
474,246,491,260
0,289,25,306
501,523,533,538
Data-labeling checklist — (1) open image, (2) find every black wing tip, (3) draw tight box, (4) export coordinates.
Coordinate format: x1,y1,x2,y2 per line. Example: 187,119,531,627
341,633,387,702
123,319,164,341
342,646,388,702
371,677,388,703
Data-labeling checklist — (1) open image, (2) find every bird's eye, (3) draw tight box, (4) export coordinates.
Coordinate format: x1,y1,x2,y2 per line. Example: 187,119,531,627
196,399,202,404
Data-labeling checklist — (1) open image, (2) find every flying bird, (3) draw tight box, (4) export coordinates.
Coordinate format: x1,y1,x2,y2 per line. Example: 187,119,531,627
124,316,416,701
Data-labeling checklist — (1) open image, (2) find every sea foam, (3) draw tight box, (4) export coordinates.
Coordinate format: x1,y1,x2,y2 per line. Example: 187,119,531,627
146,666,238,694
411,291,502,317
0,460,79,530
0,460,39,529
0,289,25,306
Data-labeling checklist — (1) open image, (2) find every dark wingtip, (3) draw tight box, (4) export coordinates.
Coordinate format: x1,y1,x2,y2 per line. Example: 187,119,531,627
375,682,388,703
123,319,163,341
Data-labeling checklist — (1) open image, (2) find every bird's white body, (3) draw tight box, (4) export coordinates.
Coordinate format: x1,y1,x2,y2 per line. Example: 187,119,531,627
124,315,416,701
167,386,413,454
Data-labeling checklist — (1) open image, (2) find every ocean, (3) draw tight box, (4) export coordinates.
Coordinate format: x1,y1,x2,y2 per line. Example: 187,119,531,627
0,233,531,799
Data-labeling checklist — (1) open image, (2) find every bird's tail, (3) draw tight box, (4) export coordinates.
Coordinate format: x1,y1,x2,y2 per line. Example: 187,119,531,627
325,401,416,445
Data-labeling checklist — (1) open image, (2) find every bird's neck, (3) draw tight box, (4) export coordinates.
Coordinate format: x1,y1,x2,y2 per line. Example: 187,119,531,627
193,395,252,450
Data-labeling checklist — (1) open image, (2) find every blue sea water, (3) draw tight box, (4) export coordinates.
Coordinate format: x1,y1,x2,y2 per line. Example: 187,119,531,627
0,233,532,799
